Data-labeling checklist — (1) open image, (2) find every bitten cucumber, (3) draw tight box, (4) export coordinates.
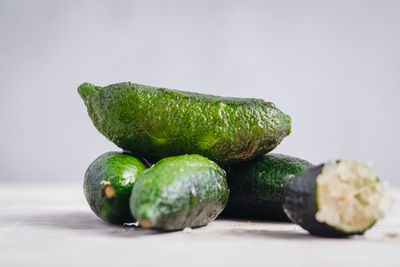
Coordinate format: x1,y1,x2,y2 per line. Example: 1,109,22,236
282,160,389,237
221,154,312,220
78,82,291,165
129,154,229,231
84,151,147,224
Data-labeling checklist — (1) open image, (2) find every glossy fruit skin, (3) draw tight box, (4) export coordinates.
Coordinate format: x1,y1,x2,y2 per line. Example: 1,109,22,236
282,164,365,237
129,154,229,231
78,82,291,165
221,154,312,221
84,151,147,224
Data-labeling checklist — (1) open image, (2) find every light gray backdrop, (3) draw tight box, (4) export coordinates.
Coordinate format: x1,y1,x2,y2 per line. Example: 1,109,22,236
0,0,399,184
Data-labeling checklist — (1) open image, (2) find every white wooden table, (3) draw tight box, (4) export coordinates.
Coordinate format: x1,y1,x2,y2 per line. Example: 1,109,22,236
1,182,399,267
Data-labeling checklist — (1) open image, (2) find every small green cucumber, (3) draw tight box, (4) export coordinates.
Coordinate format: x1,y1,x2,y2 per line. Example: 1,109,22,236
282,160,388,237
83,151,147,224
129,154,229,231
221,153,312,220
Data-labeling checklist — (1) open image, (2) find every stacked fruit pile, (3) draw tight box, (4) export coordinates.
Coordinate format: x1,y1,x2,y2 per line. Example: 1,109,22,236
79,82,389,237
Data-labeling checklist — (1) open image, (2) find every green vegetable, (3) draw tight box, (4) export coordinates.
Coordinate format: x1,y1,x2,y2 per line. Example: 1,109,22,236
129,154,229,231
221,154,312,220
83,151,147,224
78,82,291,165
282,160,388,237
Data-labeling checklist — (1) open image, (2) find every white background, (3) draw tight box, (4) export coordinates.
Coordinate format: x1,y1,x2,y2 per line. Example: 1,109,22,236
1,0,399,184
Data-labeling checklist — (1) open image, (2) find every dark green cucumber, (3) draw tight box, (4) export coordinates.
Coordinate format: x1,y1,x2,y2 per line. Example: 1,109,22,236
282,160,387,237
84,151,147,224
78,82,291,165
221,154,312,221
129,154,229,231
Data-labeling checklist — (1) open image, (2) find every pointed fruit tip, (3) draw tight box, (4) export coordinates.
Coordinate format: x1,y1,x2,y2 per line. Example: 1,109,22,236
78,82,97,100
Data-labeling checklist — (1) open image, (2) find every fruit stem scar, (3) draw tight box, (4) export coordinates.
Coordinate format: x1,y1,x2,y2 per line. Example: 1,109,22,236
140,219,151,228
104,185,116,198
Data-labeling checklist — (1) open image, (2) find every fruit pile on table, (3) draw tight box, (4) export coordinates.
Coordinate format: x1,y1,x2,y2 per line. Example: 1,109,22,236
79,82,389,237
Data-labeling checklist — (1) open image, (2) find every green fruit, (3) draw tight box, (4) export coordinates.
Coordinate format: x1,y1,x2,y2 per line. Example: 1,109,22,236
84,151,147,224
221,154,312,221
129,154,229,231
78,82,291,165
282,160,388,237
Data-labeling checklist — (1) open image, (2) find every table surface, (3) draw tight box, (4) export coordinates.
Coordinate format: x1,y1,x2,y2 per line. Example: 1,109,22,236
1,181,399,267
